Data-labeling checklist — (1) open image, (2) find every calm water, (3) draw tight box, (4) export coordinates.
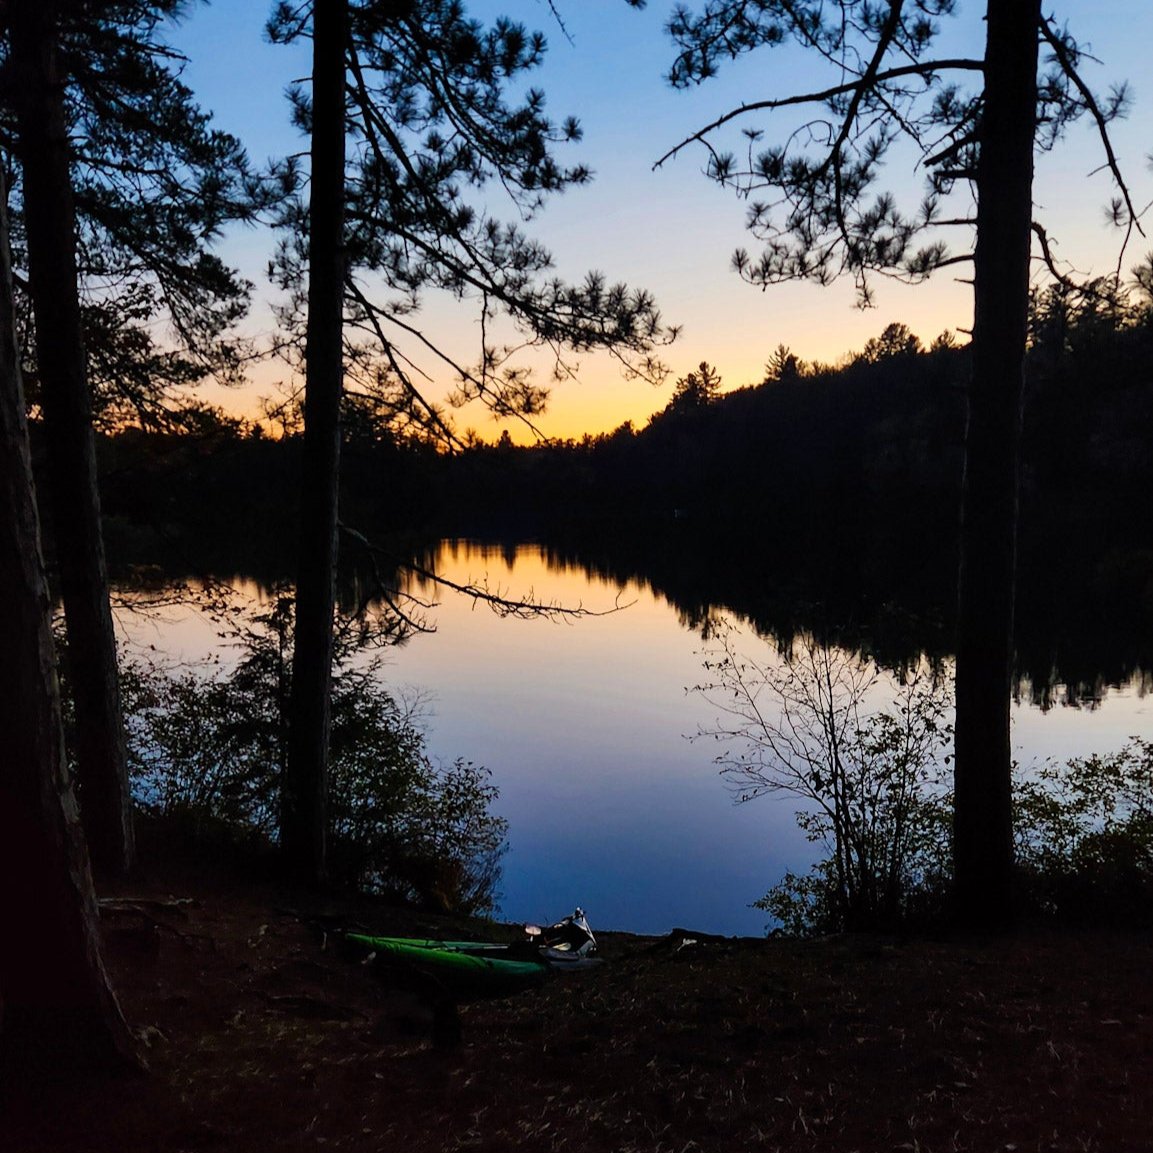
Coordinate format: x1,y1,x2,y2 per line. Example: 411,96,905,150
115,540,1151,936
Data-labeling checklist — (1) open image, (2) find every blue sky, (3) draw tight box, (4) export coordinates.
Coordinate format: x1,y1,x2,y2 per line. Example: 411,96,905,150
170,0,1153,439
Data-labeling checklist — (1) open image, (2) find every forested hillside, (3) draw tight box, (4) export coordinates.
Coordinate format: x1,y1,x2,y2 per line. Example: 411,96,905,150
79,298,1153,700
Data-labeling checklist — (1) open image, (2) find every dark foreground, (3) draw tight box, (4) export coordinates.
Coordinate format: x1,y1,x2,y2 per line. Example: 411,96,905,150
6,867,1152,1153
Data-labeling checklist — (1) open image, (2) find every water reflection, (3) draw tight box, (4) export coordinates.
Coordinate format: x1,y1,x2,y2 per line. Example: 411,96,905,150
111,540,1149,936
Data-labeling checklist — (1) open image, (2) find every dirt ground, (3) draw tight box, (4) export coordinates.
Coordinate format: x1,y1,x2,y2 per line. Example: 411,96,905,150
6,863,1153,1153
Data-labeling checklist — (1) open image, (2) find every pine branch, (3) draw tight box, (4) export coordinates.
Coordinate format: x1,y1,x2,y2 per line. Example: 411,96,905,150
654,58,985,169
1039,15,1146,266
342,278,466,449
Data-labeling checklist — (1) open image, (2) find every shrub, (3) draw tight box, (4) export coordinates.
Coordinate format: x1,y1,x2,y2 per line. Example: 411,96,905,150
1014,739,1153,925
696,624,953,935
122,597,507,914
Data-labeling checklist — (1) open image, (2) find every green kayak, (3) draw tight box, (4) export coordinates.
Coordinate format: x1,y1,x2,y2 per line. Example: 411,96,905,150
345,933,550,1000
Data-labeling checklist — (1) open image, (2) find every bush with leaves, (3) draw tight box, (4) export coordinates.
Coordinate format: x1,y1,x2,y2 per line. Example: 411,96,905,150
122,596,506,914
325,666,506,913
1014,739,1153,926
696,624,953,935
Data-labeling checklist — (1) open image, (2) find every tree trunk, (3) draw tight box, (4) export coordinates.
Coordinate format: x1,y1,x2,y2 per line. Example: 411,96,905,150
282,0,349,883
0,166,140,1080
953,0,1041,929
10,1,135,877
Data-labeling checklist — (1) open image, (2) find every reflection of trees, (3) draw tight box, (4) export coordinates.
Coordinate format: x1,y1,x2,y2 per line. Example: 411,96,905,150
105,523,1151,712
536,528,1151,710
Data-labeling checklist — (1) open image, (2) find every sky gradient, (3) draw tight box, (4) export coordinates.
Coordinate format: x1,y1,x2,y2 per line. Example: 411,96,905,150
171,0,1153,440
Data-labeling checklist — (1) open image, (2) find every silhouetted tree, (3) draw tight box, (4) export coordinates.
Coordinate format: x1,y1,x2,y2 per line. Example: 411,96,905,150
1,1,262,874
6,0,135,875
0,165,138,1081
859,322,923,364
268,0,675,882
3,3,260,430
658,0,1143,927
763,343,802,384
929,330,960,354
280,0,347,883
666,360,723,414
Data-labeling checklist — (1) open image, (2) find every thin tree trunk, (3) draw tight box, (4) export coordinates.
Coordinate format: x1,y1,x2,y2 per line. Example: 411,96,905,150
0,166,139,1079
10,1,135,876
953,0,1041,929
282,0,349,883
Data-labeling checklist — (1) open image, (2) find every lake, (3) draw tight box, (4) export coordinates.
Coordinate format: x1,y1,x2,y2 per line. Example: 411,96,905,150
114,539,1151,936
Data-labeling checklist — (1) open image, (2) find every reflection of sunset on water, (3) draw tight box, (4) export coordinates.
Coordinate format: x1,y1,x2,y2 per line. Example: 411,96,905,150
406,548,1148,931
110,541,1146,935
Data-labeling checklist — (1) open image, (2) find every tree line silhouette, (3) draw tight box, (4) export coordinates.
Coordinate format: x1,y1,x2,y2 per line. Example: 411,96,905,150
91,294,1153,706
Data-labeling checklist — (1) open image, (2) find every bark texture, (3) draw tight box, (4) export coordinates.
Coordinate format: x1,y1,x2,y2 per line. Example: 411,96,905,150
0,167,139,1079
283,0,349,882
9,0,135,876
953,0,1042,927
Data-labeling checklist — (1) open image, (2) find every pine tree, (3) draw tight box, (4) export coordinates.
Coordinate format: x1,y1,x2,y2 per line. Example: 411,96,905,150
4,1,262,429
1,1,264,873
280,0,348,883
267,0,675,881
657,0,1142,928
7,0,136,876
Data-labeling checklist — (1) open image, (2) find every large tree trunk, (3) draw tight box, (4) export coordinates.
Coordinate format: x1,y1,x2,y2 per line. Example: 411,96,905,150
0,167,139,1080
282,0,349,883
952,0,1041,928
10,1,135,876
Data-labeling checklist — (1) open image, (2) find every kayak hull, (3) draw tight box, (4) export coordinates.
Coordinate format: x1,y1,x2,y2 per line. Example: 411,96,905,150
345,933,550,1000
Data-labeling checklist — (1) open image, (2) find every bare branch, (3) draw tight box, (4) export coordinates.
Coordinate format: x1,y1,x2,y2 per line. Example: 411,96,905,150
337,524,435,643
341,525,633,622
343,278,465,448
1029,220,1123,307
536,0,574,46
405,558,632,620
654,59,985,169
1039,14,1146,275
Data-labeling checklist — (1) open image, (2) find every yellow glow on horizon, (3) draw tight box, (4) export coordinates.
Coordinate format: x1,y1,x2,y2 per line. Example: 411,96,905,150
196,267,976,445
